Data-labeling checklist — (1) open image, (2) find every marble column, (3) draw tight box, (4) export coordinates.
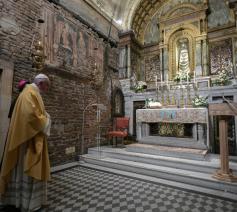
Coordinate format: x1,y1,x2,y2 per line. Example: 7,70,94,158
232,37,237,78
195,40,202,77
119,47,126,78
124,96,133,135
163,47,169,80
160,47,163,79
127,45,131,78
202,39,209,76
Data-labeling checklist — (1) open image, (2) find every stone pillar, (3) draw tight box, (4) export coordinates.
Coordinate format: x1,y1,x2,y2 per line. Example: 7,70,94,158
202,39,208,76
192,124,198,140
124,96,133,135
119,47,127,78
160,48,163,73
163,47,169,80
195,40,202,77
127,45,131,78
0,59,14,163
137,122,150,139
232,37,237,78
197,123,205,143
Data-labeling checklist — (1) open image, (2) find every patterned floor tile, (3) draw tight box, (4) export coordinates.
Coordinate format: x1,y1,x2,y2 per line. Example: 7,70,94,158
42,166,237,212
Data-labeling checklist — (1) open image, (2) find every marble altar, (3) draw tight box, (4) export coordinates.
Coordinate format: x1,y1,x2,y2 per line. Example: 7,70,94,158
136,108,209,149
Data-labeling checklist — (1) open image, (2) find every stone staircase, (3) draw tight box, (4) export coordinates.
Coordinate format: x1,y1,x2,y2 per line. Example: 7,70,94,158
79,145,237,201
138,136,208,150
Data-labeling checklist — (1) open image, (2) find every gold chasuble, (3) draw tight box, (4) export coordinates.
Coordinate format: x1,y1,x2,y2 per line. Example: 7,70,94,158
0,84,51,194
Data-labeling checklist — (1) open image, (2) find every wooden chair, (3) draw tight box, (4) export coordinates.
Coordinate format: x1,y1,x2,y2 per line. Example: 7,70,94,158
108,117,129,147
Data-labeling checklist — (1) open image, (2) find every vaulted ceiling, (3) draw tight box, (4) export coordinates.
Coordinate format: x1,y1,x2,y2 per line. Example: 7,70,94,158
84,0,141,30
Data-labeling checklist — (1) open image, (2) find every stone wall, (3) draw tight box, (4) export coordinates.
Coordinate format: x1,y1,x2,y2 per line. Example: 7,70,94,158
0,0,119,166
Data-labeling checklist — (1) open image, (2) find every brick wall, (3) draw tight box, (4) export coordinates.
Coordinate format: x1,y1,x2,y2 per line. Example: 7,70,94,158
0,0,119,166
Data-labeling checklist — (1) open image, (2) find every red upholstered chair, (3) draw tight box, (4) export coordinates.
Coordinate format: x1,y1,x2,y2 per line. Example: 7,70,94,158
108,117,130,147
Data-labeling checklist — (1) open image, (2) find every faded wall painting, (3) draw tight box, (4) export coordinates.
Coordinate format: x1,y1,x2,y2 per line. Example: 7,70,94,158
208,0,235,29
41,6,104,75
209,39,232,75
144,14,160,44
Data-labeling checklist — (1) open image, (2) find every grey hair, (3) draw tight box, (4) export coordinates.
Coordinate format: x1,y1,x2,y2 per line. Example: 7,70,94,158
33,77,50,85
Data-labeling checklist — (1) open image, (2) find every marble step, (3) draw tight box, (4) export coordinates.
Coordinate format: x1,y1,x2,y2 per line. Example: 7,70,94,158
79,161,237,202
81,154,237,195
88,147,237,175
138,136,208,149
126,143,208,160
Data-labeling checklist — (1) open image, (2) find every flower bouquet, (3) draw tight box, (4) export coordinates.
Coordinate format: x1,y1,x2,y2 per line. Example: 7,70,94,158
173,71,191,83
212,68,231,86
192,95,208,108
133,81,147,93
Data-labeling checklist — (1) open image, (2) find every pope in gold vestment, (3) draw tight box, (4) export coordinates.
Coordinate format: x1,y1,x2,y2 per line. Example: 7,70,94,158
0,76,51,211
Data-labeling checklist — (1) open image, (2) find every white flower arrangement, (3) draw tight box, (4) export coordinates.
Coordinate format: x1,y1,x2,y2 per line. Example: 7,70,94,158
215,68,231,86
192,95,208,108
173,71,191,83
133,81,147,93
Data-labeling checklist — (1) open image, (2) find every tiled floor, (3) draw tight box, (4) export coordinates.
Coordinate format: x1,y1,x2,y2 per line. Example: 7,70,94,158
45,166,237,212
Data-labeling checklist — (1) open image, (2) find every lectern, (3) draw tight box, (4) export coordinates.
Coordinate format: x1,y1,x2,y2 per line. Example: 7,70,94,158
209,103,237,182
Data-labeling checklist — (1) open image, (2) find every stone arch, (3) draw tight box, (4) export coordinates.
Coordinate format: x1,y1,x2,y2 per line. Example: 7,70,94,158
163,3,200,19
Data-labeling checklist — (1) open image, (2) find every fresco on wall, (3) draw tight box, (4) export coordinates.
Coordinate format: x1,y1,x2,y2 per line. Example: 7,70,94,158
42,7,104,77
144,14,160,44
208,0,235,28
161,0,202,16
209,39,232,75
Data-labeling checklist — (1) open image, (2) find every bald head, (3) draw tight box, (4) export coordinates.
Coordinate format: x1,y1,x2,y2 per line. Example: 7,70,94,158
33,73,50,93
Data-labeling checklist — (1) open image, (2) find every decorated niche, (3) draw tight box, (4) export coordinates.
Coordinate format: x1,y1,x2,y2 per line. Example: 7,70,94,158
209,39,233,75
159,2,207,79
168,28,197,78
112,88,124,117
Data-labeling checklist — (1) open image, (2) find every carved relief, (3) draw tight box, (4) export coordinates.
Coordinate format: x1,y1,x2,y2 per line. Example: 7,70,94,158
209,39,232,75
